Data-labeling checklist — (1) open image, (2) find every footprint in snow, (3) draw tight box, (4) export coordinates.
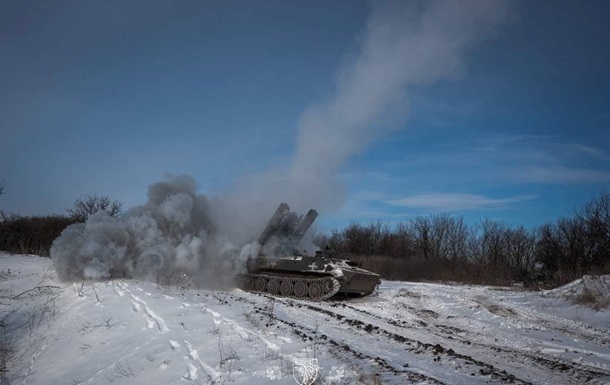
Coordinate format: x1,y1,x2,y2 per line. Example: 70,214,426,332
146,318,156,329
183,362,198,381
205,309,221,318
169,340,181,350
183,340,198,360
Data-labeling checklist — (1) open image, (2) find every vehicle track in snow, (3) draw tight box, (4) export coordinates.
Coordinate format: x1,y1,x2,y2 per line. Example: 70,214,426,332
110,280,610,385
315,298,610,384
223,289,610,385
221,292,446,384
222,291,529,384
285,299,533,384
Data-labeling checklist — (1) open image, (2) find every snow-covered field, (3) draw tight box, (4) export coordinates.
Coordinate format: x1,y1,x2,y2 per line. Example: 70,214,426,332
1,254,609,385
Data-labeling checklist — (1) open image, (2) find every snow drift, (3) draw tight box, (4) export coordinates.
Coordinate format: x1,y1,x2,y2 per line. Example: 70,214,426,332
545,275,610,302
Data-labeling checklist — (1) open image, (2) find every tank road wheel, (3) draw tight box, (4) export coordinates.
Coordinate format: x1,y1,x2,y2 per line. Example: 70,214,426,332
254,276,267,292
293,280,308,298
267,279,280,295
308,281,322,299
280,280,293,296
245,277,255,290
322,277,336,295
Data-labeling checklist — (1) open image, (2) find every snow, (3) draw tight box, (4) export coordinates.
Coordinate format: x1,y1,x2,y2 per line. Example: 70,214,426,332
1,253,609,385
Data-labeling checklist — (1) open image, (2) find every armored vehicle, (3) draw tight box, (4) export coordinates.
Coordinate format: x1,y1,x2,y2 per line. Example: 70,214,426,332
239,203,380,301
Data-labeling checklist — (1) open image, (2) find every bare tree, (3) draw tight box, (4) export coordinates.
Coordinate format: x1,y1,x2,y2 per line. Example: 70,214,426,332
412,216,433,260
0,180,5,219
576,190,610,270
67,194,122,222
391,222,414,259
468,219,508,266
504,225,536,272
342,223,371,255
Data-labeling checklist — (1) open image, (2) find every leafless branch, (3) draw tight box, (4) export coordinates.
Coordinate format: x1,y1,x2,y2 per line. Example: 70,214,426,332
114,361,135,378
67,194,122,222
11,286,60,300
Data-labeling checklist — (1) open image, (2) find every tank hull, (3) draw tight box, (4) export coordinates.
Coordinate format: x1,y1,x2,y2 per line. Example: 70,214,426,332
241,255,380,300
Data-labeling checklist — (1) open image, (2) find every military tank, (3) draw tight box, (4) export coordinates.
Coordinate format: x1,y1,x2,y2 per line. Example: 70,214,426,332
239,203,380,301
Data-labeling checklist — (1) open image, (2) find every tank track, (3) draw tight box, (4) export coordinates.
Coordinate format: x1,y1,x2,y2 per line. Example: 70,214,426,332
239,273,341,301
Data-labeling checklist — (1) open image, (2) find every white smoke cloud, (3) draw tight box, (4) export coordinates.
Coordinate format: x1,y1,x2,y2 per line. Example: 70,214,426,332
51,175,246,286
50,1,511,284
291,0,511,186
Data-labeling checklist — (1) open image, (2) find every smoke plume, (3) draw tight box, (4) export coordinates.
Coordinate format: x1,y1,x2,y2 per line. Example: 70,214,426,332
51,175,245,286
50,1,511,284
291,0,510,188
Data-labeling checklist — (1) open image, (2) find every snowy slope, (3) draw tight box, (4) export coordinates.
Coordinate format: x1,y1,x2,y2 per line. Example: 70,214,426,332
1,254,609,385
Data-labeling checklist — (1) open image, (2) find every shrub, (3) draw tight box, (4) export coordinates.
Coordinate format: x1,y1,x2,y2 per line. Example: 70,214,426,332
0,214,77,256
573,288,597,305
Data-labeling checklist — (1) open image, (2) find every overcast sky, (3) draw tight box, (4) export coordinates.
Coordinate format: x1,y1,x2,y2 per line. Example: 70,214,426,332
1,0,609,230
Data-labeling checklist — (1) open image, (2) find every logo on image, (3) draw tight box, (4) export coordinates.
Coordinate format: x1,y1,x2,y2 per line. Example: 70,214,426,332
293,358,318,385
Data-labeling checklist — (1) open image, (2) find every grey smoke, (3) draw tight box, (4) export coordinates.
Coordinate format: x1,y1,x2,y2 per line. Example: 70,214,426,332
51,175,244,286
50,1,511,284
291,0,511,187
51,175,319,285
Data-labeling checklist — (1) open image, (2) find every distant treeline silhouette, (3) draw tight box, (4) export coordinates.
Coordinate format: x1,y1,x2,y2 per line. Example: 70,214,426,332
317,190,610,287
1,191,608,288
0,195,121,256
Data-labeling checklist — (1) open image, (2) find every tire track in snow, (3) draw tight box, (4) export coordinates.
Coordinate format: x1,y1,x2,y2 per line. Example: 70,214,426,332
239,295,592,384
290,299,533,385
306,299,610,384
196,289,610,384
222,291,447,384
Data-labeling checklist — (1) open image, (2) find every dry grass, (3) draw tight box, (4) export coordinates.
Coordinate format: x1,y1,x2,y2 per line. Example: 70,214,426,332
357,373,383,385
573,288,610,310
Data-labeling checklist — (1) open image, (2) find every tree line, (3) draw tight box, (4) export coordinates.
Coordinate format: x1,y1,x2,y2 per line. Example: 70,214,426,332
0,192,121,256
2,178,608,288
317,190,610,287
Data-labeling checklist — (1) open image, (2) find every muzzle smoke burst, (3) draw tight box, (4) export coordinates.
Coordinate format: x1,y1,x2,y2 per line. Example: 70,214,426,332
51,175,255,287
